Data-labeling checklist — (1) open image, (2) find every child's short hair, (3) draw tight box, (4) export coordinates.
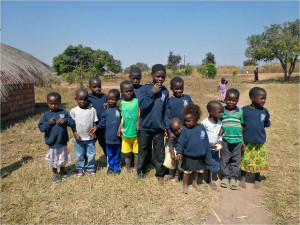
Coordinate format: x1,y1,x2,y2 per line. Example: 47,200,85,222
152,64,166,74
89,77,101,85
170,77,184,88
249,87,266,98
226,88,240,98
47,92,61,102
76,88,88,96
120,80,133,90
129,67,142,76
182,103,202,121
207,100,223,112
108,89,120,99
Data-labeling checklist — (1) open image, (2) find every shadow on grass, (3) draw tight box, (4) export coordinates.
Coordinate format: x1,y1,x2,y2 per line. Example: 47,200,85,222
241,75,300,84
0,156,33,179
1,102,68,131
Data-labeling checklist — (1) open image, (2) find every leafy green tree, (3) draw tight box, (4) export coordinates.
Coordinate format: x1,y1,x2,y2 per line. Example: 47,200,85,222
167,51,182,70
183,65,193,75
245,19,300,81
197,63,217,79
124,62,149,74
243,59,258,66
202,52,216,65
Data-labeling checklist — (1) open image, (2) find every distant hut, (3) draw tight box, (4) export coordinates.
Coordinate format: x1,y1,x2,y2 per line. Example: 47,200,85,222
102,71,116,78
1,43,54,122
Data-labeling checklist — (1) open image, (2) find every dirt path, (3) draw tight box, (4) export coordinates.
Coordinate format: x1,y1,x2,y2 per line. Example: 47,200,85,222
204,90,273,225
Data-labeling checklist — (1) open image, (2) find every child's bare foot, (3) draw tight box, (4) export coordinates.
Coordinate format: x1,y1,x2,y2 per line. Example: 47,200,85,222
239,177,246,189
158,177,164,186
254,180,261,189
183,185,188,194
193,181,201,192
210,181,218,190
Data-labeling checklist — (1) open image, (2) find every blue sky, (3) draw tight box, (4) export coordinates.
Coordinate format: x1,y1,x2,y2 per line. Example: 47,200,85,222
1,1,299,69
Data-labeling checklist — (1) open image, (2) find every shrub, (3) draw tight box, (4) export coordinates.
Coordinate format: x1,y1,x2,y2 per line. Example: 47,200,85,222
232,70,238,83
183,66,193,75
198,63,217,79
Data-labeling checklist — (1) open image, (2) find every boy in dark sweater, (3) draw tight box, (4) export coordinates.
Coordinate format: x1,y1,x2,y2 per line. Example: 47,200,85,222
88,77,107,156
137,64,169,185
38,92,75,183
129,66,143,99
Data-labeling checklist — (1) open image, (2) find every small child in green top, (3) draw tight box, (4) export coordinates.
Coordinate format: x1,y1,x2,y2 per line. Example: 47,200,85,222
220,88,245,190
119,80,139,174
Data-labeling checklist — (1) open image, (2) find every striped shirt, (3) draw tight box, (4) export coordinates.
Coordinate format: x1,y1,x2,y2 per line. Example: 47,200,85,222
221,107,244,143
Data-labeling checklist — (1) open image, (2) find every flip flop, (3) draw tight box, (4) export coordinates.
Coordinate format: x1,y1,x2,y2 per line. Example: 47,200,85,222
230,179,238,190
220,178,229,188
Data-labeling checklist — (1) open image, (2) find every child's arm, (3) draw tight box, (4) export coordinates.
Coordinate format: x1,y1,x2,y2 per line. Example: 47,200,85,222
264,109,271,127
164,102,172,136
176,128,186,161
96,110,106,130
71,126,82,142
138,86,156,111
240,109,246,150
38,114,55,132
203,130,213,166
63,110,75,127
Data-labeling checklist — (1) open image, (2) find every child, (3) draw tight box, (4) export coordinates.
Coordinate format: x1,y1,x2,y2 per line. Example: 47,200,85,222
119,80,139,174
88,77,107,156
70,89,98,177
165,77,193,140
220,88,244,190
137,64,169,185
38,92,74,183
129,67,143,99
164,117,183,182
201,101,223,190
240,87,270,189
176,104,212,194
97,89,122,175
217,77,228,103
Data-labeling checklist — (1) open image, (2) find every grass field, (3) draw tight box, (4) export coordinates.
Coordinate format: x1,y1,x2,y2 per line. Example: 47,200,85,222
1,72,299,224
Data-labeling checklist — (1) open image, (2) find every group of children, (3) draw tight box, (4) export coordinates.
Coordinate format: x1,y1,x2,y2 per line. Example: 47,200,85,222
39,64,271,194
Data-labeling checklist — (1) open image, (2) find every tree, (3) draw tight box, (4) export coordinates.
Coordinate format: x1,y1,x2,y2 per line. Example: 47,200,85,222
245,19,300,81
202,52,216,65
167,51,182,70
124,62,149,74
243,59,258,66
197,63,217,79
53,45,122,76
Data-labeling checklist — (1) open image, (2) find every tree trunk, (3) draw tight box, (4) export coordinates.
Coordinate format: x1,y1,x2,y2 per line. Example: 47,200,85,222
279,58,288,81
287,57,298,81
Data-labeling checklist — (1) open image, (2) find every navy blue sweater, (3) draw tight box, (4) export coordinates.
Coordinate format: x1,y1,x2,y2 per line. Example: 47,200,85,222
38,109,75,148
138,84,169,132
88,93,107,121
165,94,193,134
242,106,271,143
176,125,212,165
133,84,143,99
97,107,121,144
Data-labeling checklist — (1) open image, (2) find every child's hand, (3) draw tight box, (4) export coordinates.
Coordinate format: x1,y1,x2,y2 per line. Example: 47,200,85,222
177,154,182,161
49,117,56,125
164,129,168,139
169,132,176,140
116,100,121,108
103,103,109,110
117,128,123,138
74,133,82,142
88,126,97,136
169,148,176,160
89,133,95,140
134,121,139,132
242,141,246,151
56,118,65,125
210,142,216,149
151,83,161,93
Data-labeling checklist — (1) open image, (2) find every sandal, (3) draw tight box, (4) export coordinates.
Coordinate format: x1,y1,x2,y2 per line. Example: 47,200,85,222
230,179,238,190
220,178,229,188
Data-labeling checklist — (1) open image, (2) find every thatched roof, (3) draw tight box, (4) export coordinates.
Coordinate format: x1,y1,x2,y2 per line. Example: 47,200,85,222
1,43,54,100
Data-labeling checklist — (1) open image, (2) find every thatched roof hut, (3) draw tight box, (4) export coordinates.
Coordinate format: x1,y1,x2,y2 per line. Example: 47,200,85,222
1,43,53,101
103,71,116,77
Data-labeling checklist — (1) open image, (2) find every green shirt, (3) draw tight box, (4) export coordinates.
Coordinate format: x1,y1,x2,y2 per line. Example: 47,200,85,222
120,98,139,138
221,107,244,143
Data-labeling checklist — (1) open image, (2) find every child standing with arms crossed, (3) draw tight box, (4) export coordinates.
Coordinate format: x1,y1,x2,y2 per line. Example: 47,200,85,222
220,88,244,190
176,104,212,194
119,80,140,174
38,92,74,183
201,101,223,190
217,77,228,103
137,64,169,185
240,87,271,189
88,77,107,156
70,89,98,177
97,89,122,175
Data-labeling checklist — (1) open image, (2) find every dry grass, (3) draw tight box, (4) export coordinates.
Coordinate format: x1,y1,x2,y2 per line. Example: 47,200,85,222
1,72,299,224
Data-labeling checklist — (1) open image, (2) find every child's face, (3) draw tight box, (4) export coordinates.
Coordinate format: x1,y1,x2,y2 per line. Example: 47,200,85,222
225,93,239,110
151,70,166,85
75,91,88,108
184,114,197,128
47,96,60,112
121,84,134,101
170,122,183,136
221,78,225,83
129,73,141,86
107,93,118,108
89,80,102,95
251,91,267,108
171,82,184,98
210,104,223,119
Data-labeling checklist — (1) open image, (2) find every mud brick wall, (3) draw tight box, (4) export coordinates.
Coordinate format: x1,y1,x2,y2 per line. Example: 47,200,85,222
1,84,35,121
